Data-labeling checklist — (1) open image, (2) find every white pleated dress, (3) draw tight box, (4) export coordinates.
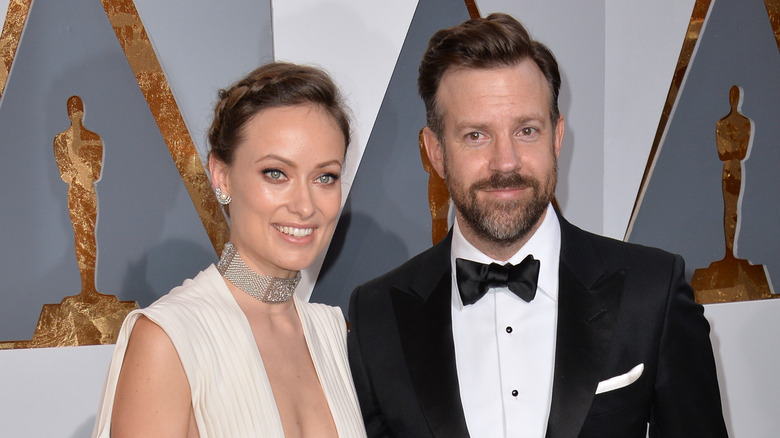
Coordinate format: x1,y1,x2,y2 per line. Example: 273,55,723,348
93,265,366,437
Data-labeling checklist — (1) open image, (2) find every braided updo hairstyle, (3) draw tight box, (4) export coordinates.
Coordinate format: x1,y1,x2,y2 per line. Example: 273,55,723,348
208,62,351,165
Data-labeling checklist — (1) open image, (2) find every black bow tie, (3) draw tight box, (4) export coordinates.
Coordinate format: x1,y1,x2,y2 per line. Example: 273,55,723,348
455,255,540,306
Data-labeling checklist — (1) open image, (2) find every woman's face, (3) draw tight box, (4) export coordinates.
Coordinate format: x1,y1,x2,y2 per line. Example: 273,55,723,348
210,104,345,278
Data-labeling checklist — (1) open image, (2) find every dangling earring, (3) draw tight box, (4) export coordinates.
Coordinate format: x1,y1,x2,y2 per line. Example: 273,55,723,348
215,187,231,205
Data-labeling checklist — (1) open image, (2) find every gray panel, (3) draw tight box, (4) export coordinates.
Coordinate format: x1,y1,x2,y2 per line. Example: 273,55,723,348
311,0,470,312
0,0,216,340
629,0,779,283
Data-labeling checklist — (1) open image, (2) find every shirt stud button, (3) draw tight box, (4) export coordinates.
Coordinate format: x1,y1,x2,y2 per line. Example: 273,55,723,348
505,326,513,334
511,389,518,397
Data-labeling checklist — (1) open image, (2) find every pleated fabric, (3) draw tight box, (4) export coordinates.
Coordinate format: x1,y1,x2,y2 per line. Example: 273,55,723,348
93,265,366,438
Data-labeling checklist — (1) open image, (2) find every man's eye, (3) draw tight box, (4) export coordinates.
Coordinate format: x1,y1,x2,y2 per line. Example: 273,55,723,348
520,127,536,136
466,132,483,141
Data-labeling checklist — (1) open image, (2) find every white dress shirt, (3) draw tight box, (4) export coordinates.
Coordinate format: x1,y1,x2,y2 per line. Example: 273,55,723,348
451,203,561,438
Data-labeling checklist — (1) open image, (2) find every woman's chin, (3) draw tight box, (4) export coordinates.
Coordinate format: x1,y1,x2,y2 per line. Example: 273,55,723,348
275,257,316,276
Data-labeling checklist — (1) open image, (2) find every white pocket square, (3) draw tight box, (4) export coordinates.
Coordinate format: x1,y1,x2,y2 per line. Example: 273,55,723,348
595,363,644,394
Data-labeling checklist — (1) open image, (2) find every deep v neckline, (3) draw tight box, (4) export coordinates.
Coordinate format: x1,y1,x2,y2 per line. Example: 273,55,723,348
212,266,339,435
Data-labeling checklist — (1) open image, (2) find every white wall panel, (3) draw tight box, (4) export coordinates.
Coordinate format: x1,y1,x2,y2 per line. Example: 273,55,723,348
0,345,114,437
0,1,9,21
706,301,780,437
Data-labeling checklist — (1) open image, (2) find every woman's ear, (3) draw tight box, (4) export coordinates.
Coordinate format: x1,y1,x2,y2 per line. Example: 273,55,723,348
208,154,229,193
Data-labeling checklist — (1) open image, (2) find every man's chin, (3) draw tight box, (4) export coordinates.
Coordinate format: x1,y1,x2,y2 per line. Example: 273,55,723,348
475,217,531,242
481,205,548,240
479,229,528,246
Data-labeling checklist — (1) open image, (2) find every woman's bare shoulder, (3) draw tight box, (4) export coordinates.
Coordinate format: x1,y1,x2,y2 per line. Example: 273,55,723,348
125,315,179,360
111,315,194,437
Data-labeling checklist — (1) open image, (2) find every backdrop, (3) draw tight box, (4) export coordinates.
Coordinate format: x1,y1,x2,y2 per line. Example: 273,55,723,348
0,0,777,436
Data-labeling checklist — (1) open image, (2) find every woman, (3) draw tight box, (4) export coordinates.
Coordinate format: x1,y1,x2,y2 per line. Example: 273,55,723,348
93,62,366,437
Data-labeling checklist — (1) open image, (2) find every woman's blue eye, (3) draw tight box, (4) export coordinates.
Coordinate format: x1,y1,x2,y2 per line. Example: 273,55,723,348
266,169,283,179
317,173,339,184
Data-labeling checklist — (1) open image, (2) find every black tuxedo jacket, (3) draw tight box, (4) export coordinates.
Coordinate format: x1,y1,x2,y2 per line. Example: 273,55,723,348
348,215,728,438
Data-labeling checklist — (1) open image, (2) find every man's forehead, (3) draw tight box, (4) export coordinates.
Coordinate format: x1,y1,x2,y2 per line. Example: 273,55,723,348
435,63,553,123
437,63,549,99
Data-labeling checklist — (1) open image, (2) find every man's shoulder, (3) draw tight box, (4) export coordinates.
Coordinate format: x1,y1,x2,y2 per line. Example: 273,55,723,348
358,241,446,292
563,219,679,266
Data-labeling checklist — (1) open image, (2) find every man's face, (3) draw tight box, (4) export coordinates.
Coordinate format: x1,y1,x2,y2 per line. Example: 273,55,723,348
423,59,564,258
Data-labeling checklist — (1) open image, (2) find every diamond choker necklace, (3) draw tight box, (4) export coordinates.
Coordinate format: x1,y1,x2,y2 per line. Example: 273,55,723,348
217,242,300,303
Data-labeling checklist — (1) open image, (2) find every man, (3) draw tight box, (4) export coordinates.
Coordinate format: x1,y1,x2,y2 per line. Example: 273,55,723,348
347,13,728,438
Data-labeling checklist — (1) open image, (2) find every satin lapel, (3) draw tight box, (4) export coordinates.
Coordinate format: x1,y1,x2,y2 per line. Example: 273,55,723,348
390,234,470,438
546,219,625,438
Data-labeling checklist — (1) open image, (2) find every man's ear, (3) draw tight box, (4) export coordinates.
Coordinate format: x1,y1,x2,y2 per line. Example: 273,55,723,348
422,126,445,179
553,115,565,159
208,154,230,194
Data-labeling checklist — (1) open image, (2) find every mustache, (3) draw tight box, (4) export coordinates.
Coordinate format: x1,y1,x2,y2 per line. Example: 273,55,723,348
471,172,537,191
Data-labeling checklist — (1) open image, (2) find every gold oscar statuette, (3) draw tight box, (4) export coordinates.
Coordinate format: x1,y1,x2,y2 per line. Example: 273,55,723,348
691,86,776,304
2,96,137,349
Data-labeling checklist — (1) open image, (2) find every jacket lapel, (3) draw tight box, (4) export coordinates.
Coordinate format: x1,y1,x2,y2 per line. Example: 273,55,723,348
546,218,625,438
391,234,470,438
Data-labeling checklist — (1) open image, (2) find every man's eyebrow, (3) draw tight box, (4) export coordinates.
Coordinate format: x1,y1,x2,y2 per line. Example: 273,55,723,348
514,115,547,125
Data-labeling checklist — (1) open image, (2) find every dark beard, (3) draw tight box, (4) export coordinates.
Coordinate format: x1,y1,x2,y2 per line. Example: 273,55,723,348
445,165,557,246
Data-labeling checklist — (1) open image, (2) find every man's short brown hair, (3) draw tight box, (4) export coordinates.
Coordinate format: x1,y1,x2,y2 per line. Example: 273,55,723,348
418,13,561,139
